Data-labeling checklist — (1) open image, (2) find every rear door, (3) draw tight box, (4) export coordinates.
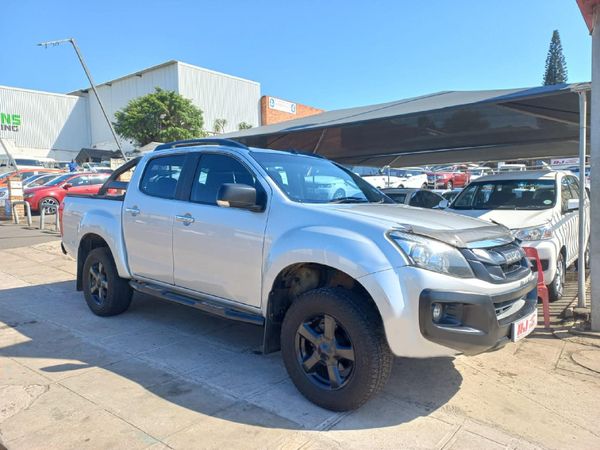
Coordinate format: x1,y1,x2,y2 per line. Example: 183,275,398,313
172,152,268,307
122,153,188,284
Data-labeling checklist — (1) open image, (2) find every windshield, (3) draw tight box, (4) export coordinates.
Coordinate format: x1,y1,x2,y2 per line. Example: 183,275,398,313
0,171,15,180
452,179,556,210
251,152,389,204
27,173,60,187
44,173,74,186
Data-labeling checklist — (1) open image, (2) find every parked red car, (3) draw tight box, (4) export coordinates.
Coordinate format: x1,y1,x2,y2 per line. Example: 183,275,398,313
24,172,110,211
426,165,470,189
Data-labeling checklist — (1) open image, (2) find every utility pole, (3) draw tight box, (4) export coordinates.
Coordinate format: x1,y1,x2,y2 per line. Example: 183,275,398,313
38,38,127,161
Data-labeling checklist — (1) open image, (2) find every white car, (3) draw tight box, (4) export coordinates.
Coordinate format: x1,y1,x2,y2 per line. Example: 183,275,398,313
351,166,389,189
391,168,428,189
352,166,428,189
448,170,590,300
468,166,494,181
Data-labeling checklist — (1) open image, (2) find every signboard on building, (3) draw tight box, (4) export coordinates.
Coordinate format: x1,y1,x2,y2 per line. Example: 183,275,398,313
0,113,21,132
268,97,297,115
551,158,579,166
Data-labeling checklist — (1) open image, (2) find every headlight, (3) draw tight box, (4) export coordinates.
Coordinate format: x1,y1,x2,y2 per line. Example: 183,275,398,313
24,193,34,199
389,231,474,278
513,225,552,241
0,191,6,199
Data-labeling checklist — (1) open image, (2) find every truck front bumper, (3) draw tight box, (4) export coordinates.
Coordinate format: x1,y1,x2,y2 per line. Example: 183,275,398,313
358,266,537,358
418,279,537,355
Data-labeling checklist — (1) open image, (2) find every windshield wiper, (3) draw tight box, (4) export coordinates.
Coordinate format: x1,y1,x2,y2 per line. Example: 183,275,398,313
329,196,369,204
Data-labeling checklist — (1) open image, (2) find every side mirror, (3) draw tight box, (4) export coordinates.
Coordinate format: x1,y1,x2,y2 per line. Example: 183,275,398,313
62,183,72,190
566,198,579,212
217,183,260,211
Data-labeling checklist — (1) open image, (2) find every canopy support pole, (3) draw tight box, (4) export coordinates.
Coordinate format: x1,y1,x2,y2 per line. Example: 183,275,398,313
591,9,600,330
577,90,588,308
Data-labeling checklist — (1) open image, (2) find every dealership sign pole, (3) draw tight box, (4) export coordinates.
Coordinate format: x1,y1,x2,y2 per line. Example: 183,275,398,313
38,38,128,162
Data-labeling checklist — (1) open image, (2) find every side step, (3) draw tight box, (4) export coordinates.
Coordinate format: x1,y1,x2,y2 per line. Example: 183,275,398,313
130,280,264,326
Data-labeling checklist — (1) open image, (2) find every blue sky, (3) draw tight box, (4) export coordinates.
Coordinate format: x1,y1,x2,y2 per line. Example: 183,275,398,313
1,0,591,110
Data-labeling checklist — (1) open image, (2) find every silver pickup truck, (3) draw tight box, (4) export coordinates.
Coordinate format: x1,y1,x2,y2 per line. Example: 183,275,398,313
61,139,538,411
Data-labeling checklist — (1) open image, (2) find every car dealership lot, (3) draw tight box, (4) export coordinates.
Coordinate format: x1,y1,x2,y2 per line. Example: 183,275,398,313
1,240,599,449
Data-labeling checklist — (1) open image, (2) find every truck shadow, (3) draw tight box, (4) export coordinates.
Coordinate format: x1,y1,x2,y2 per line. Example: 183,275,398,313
0,281,462,431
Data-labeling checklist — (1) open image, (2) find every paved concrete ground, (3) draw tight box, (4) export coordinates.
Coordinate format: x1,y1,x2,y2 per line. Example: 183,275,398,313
1,240,600,449
0,218,59,250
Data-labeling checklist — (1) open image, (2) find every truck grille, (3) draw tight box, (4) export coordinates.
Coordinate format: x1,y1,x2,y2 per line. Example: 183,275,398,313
461,242,531,284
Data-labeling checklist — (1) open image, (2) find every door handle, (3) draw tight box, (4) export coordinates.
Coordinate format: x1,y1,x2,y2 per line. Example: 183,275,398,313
176,214,195,226
125,206,140,216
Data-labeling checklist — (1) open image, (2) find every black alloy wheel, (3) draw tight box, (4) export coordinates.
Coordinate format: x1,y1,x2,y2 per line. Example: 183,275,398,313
88,260,109,306
295,313,355,390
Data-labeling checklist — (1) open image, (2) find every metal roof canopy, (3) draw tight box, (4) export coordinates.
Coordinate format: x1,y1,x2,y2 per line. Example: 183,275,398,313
226,83,591,167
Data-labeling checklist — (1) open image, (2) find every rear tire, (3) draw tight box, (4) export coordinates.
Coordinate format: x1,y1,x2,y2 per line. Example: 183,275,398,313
548,252,565,302
281,287,393,411
82,247,132,316
445,181,453,190
421,183,428,189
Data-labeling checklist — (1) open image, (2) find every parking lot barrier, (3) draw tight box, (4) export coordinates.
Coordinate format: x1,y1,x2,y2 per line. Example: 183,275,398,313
40,205,60,232
11,201,32,228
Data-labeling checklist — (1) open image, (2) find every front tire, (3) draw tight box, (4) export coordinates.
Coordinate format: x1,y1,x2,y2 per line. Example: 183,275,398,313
548,252,566,301
83,247,132,316
281,287,392,411
39,196,59,214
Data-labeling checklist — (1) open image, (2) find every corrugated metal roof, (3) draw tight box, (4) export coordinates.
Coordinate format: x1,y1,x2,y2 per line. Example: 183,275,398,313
68,60,260,95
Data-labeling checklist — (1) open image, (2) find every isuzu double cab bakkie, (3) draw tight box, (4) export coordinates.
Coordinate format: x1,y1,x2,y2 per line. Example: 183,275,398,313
61,139,538,411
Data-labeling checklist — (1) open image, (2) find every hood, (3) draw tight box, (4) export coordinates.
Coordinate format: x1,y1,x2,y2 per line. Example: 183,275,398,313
448,208,554,230
324,203,514,248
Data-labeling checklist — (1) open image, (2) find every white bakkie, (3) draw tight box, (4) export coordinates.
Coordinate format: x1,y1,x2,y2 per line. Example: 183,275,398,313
448,170,590,301
62,139,537,411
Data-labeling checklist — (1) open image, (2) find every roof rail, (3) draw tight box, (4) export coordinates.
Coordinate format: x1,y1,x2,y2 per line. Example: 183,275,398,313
154,138,249,151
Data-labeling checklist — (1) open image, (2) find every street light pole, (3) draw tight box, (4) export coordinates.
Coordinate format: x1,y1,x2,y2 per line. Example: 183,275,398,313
38,38,127,161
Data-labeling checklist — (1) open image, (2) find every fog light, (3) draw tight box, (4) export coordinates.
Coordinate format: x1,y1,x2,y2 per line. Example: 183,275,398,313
432,303,443,323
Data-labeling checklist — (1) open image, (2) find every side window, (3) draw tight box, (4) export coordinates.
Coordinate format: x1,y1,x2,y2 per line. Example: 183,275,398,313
69,176,89,186
191,154,258,205
423,191,443,208
409,191,424,207
567,176,580,200
89,175,109,185
140,154,186,199
561,177,573,211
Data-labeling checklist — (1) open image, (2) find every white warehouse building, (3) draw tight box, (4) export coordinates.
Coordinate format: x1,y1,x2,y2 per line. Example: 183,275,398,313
0,60,261,161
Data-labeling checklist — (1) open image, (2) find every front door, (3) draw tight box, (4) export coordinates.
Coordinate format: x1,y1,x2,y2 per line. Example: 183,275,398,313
172,152,268,307
122,153,187,284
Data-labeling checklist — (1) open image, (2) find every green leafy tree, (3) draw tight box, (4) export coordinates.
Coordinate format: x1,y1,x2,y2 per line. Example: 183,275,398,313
238,121,253,130
213,118,228,134
114,87,205,146
543,30,568,85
